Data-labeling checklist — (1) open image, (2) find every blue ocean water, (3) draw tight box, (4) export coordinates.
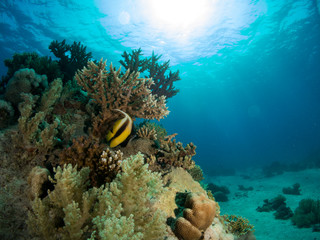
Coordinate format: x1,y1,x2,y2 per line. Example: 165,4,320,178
1,0,320,171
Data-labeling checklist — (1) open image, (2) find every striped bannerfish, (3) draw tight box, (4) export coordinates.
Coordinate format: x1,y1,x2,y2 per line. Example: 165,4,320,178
106,109,133,148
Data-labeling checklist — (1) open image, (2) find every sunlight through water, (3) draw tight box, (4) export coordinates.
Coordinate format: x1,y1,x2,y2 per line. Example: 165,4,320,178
140,0,216,40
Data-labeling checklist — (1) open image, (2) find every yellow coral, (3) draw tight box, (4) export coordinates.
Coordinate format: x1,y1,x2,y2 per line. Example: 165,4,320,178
28,153,167,239
223,215,255,236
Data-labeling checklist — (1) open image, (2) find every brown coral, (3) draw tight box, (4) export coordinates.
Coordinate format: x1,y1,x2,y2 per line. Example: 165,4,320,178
0,100,14,129
156,136,196,170
175,192,216,240
75,59,169,141
5,78,72,169
59,136,122,186
137,124,157,140
137,120,167,141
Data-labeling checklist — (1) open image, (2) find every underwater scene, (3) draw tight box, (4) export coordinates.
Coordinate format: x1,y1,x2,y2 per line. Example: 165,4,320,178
0,0,320,239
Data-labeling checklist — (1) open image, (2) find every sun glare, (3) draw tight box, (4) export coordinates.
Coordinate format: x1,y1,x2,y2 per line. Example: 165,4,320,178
141,0,215,39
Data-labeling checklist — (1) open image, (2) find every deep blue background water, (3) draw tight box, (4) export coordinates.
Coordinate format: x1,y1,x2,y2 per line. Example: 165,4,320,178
1,0,320,171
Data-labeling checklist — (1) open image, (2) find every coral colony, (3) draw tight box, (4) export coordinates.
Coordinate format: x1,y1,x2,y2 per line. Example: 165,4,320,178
0,40,255,239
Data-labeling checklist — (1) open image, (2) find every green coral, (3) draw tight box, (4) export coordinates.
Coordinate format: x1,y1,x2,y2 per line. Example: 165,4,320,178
1,52,62,93
49,39,93,81
120,48,180,99
188,165,204,182
4,68,48,106
292,199,320,228
28,153,167,240
0,99,14,129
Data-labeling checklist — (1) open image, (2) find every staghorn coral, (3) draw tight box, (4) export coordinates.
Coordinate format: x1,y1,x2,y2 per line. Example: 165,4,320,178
59,136,122,186
0,99,14,128
137,120,167,141
4,68,48,106
174,192,216,240
147,51,180,99
28,153,166,240
119,48,150,74
120,49,180,99
156,135,196,170
222,215,255,237
75,59,169,140
49,39,93,81
137,123,158,140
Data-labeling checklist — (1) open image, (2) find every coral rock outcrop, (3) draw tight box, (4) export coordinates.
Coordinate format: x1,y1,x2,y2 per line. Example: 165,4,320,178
175,192,216,240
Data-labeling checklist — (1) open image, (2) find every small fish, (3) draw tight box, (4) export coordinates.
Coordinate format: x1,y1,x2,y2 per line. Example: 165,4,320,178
106,109,133,148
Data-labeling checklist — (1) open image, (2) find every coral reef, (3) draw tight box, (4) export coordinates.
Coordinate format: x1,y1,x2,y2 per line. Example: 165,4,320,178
155,135,196,170
137,122,158,140
5,78,75,170
4,68,48,107
136,120,167,141
28,153,166,240
291,198,320,228
0,176,29,240
120,48,180,99
256,195,293,220
147,51,181,99
49,39,93,81
188,165,204,182
59,136,122,186
222,215,255,237
0,52,62,93
282,183,301,195
0,99,14,128
75,59,169,141
119,48,150,74
0,45,245,240
27,166,51,200
207,183,230,202
174,192,216,240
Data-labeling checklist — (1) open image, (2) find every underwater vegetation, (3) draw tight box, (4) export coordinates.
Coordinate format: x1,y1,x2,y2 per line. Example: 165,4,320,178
256,195,293,220
291,199,320,229
282,183,301,195
0,40,254,239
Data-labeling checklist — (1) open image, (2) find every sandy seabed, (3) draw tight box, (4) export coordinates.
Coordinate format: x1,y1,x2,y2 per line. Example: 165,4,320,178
208,168,320,240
